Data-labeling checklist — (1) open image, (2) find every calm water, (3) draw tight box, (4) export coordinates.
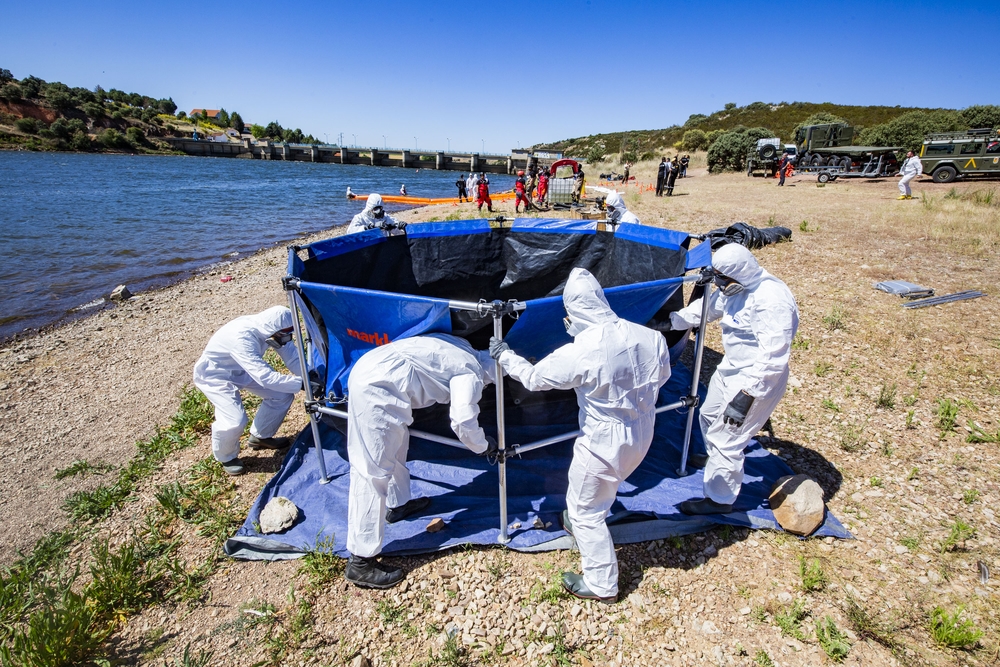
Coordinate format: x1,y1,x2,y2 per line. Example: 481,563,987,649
0,152,514,341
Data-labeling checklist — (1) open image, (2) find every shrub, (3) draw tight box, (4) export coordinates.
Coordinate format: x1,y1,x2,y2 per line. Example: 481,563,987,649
250,123,266,139
14,117,38,134
176,110,187,120
857,110,964,152
681,129,708,152
81,101,104,119
69,130,91,151
794,112,849,135
929,606,982,648
230,111,244,134
0,68,12,84
706,126,773,172
0,82,22,101
126,126,145,146
99,128,130,150
683,113,707,128
19,76,41,98
586,143,605,163
959,104,1000,130
816,616,851,662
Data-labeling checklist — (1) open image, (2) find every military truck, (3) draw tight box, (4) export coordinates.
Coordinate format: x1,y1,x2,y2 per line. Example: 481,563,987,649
745,138,796,177
920,128,1000,183
792,123,900,180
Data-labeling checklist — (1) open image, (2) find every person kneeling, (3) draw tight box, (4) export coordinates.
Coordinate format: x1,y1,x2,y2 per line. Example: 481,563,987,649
345,334,497,589
491,268,670,602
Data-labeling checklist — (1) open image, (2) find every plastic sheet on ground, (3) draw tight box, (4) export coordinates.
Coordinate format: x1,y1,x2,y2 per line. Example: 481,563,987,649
225,364,851,561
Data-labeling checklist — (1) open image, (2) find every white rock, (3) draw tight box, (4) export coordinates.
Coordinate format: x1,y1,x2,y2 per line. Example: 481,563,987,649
258,496,299,534
769,475,826,536
110,284,133,301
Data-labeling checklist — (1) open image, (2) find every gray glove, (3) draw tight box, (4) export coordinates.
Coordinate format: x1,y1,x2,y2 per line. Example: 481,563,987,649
395,221,407,231
364,221,377,230
722,390,755,427
489,336,510,360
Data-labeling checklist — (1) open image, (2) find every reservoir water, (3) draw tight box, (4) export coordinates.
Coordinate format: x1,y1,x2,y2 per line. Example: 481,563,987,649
0,152,514,341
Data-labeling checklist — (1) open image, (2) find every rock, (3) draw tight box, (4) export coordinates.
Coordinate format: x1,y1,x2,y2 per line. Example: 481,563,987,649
769,475,825,536
110,285,132,301
258,496,299,534
427,518,445,533
349,655,371,667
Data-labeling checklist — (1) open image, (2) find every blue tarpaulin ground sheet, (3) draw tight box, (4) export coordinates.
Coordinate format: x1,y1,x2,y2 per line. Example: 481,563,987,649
225,363,851,561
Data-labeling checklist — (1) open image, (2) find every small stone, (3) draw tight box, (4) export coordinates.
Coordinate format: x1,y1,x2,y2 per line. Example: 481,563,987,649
349,655,371,667
701,620,720,634
894,545,909,554
777,591,793,604
258,496,298,534
769,474,826,536
426,518,445,533
570,604,582,618
739,606,751,615
532,516,544,529
110,284,133,301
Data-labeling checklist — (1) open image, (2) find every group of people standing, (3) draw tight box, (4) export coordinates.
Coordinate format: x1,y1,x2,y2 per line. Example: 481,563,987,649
655,154,689,196
455,172,495,212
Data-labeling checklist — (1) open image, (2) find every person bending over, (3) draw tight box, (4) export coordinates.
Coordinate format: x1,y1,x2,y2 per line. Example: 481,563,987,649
490,268,670,603
670,244,798,515
604,191,640,225
346,193,405,234
193,307,303,476
345,334,497,589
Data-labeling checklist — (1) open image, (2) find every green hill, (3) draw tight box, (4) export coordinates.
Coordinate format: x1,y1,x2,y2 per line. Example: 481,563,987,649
534,101,994,162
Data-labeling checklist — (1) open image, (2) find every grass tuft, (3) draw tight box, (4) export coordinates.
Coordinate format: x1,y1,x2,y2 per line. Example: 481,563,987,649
53,459,114,480
798,556,826,592
940,518,975,553
929,605,982,649
844,596,901,652
816,616,851,662
774,599,809,640
753,649,775,667
296,534,344,590
966,421,1000,443
875,383,896,410
822,305,847,331
935,398,959,438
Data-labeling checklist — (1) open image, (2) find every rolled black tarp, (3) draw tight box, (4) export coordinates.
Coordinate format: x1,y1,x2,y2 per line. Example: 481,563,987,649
706,221,793,250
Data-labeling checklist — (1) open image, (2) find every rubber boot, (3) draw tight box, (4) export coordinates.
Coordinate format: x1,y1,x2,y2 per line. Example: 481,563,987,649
561,509,574,536
220,457,245,476
248,435,293,450
386,497,432,524
561,572,615,603
344,555,404,589
678,498,733,515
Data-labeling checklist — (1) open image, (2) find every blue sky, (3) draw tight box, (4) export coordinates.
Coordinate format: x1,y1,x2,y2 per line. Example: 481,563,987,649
2,1,996,153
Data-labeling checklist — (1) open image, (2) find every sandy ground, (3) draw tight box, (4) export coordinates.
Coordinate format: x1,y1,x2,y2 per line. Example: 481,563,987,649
3,165,999,666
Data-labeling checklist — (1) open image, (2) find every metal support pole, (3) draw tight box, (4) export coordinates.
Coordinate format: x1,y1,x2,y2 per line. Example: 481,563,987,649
677,269,714,476
493,304,511,544
285,277,330,484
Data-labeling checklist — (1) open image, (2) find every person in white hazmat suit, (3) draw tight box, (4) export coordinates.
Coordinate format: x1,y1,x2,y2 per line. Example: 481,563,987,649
670,243,798,514
346,193,405,234
897,150,923,200
489,268,671,602
345,333,498,589
193,307,303,476
604,190,640,225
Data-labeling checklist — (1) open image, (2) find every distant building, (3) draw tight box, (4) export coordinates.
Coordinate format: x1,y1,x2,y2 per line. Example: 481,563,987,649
190,109,222,120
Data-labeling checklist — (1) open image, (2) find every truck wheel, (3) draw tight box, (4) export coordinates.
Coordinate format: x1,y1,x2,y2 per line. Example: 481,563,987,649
818,172,831,184
811,154,825,167
840,157,852,170
932,165,957,183
827,155,839,167
760,144,777,160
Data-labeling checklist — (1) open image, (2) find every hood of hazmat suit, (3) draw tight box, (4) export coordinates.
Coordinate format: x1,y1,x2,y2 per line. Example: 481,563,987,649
670,243,798,397
346,193,401,234
193,306,303,394
345,333,497,558
604,191,640,225
495,267,671,597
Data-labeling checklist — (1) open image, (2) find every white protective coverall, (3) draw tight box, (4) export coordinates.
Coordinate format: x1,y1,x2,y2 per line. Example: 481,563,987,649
346,334,496,558
346,193,401,234
496,268,671,598
193,307,303,463
898,155,923,196
604,191,640,225
670,244,799,505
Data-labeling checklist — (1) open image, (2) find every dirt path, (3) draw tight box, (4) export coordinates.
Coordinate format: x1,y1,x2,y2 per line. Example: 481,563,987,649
3,167,998,666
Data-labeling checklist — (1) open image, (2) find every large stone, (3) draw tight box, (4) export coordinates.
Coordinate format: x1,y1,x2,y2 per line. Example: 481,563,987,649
769,474,825,536
349,656,371,667
426,517,445,533
258,496,299,534
110,284,132,301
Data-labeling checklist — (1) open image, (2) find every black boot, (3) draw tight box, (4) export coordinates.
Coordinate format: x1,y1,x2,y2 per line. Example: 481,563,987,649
345,555,404,589
248,435,293,450
678,498,733,515
386,497,431,524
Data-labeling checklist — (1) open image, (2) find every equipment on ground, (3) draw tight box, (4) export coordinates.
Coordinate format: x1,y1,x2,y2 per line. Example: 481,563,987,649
920,128,1000,183
902,290,986,309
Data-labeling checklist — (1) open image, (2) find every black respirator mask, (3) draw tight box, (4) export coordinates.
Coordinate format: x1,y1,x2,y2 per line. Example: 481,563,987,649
372,205,385,220
714,273,745,297
266,329,294,349
606,206,621,223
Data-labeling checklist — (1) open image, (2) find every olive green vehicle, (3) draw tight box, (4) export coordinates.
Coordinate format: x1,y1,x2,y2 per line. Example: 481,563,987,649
792,123,900,176
920,128,1000,183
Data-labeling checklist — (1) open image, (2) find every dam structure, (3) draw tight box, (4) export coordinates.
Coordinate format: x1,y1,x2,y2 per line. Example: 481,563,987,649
165,138,564,175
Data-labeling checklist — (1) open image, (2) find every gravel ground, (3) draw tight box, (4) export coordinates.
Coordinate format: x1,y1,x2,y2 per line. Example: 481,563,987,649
3,167,998,666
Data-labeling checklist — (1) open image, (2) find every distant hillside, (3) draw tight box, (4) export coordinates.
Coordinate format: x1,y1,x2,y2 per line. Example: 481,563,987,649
535,101,955,160
0,67,316,153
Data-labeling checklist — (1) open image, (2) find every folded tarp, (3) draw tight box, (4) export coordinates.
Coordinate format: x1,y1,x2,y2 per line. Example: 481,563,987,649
225,363,851,561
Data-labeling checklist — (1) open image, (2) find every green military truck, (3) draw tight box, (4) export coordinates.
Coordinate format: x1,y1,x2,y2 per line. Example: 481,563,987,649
746,138,796,177
920,128,1000,183
792,123,900,180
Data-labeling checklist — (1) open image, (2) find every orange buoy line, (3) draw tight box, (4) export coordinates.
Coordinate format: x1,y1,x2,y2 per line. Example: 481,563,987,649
354,192,517,205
